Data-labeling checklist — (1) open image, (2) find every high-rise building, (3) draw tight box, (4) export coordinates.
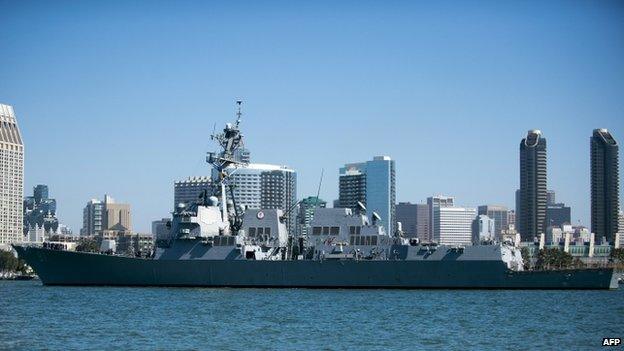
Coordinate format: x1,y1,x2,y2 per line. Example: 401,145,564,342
81,195,131,235
546,190,556,206
590,128,620,244
103,195,132,232
23,184,59,236
518,129,547,241
473,214,495,244
338,156,396,235
0,103,24,245
220,163,297,234
415,203,429,241
395,202,429,240
298,196,326,237
433,206,476,246
477,205,508,241
514,189,521,232
427,195,454,242
618,211,624,247
396,202,417,238
338,167,366,209
546,202,571,228
81,199,104,235
174,176,212,208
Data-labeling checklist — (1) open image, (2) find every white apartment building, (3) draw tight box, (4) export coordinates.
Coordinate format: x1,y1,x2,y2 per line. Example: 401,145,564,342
434,206,476,246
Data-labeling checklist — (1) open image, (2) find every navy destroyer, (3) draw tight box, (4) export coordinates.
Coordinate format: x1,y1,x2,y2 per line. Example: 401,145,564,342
13,104,618,289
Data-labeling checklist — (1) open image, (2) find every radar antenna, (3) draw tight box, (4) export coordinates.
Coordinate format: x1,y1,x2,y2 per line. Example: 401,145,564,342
235,99,242,127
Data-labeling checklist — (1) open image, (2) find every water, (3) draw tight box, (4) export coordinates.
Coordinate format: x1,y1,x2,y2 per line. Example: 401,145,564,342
1,281,622,351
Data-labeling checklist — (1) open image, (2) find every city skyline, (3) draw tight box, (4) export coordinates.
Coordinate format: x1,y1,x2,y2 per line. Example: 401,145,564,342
1,2,623,233
1,101,622,234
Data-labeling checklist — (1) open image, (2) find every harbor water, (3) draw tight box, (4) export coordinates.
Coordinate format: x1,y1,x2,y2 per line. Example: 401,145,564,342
1,280,622,350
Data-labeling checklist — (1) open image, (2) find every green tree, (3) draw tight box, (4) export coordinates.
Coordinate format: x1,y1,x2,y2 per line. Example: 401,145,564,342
536,248,574,270
558,250,573,269
610,248,624,262
0,250,27,274
76,238,99,253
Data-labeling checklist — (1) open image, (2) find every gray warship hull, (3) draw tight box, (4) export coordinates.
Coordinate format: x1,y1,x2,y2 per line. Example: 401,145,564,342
14,246,618,289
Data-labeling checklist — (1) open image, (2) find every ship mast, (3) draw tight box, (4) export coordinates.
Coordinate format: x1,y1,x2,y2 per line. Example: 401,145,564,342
206,100,246,234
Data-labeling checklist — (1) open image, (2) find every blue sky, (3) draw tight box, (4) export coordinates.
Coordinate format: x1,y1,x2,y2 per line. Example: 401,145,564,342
1,1,623,233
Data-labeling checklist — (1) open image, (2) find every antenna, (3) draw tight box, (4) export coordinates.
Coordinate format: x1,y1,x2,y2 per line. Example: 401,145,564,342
235,99,243,126
314,168,324,208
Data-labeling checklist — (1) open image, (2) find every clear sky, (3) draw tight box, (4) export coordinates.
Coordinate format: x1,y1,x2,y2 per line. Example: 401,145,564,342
1,1,623,233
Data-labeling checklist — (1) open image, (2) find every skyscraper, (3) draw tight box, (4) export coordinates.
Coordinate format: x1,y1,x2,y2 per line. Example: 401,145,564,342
477,205,508,241
590,128,619,244
0,103,24,245
81,199,104,235
427,195,454,242
618,211,624,247
518,129,547,241
338,156,396,235
338,167,366,209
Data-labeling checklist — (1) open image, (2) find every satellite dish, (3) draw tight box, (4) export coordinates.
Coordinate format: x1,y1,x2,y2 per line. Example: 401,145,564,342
357,201,367,212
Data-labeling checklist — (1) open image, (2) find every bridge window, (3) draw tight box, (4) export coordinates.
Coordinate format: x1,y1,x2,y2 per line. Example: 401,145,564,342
313,227,321,235
323,226,330,235
248,227,256,237
265,227,271,236
330,226,339,235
